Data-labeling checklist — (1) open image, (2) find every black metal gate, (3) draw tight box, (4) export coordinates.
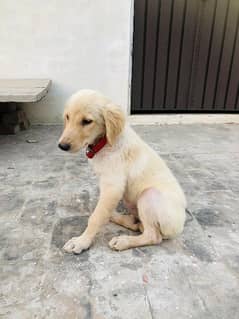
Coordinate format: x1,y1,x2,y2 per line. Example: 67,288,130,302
131,0,239,113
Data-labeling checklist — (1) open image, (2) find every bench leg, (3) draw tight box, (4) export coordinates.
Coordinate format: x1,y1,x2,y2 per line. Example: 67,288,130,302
0,103,30,134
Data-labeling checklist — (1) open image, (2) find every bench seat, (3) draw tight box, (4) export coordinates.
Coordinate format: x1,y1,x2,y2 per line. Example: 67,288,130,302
0,79,51,102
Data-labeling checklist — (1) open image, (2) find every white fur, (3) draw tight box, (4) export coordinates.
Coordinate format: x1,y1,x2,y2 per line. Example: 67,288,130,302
60,90,187,253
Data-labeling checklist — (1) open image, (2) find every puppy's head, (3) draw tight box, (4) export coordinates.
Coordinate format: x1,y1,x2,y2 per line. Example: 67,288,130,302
58,90,125,153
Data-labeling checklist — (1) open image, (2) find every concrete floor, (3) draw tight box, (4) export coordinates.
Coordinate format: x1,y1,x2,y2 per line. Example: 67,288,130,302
0,124,239,319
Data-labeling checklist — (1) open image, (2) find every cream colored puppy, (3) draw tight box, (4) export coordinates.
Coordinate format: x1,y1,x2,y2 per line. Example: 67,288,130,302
58,90,186,254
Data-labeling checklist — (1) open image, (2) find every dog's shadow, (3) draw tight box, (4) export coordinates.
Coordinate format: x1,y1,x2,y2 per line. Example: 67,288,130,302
51,216,88,249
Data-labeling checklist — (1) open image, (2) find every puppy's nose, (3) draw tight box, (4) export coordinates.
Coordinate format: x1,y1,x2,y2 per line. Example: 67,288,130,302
58,143,71,151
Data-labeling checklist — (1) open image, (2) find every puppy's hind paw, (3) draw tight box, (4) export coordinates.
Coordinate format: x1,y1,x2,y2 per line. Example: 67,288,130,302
109,236,130,251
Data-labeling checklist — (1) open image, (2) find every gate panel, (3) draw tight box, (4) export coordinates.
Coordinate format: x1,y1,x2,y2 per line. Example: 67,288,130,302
131,0,239,113
226,19,239,109
165,0,186,109
154,0,173,109
142,0,160,108
214,0,239,109
176,0,199,110
203,0,229,109
189,0,217,109
131,0,146,109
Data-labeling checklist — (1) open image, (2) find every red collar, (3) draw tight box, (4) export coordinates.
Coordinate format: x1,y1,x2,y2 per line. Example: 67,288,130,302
86,136,107,158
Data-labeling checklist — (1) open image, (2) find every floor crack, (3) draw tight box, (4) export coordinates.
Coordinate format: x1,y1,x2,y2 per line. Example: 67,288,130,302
143,284,154,319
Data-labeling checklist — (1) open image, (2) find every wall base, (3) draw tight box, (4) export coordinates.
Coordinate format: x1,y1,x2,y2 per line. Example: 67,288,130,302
129,114,239,125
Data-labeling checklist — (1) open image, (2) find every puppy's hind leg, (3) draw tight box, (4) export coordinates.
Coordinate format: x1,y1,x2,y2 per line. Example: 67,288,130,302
109,189,162,251
110,212,142,231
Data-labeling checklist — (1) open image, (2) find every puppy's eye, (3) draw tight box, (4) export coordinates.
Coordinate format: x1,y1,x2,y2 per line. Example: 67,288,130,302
81,119,93,126
66,114,69,120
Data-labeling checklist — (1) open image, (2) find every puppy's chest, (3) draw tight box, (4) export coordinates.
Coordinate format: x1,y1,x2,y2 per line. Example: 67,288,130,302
91,161,108,176
90,152,119,176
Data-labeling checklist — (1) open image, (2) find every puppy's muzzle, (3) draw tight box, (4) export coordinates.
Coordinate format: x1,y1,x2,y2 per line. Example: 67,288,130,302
58,143,71,151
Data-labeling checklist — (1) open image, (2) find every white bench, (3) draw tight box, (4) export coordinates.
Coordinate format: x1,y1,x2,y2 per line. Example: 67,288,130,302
0,79,51,134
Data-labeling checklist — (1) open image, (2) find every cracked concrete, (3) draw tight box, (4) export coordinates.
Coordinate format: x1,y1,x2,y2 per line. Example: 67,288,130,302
0,124,239,319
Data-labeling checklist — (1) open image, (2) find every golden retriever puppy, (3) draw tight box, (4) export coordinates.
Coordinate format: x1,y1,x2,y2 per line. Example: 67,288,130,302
58,90,186,254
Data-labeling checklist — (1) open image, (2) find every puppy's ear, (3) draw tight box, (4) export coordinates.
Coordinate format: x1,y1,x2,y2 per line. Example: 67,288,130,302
102,104,125,146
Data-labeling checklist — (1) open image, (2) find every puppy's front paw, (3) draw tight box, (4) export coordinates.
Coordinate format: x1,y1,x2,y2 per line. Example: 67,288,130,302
63,236,91,254
109,236,129,251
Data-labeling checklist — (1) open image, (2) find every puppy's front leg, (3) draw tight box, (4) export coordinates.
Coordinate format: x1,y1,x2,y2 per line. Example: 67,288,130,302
63,183,123,254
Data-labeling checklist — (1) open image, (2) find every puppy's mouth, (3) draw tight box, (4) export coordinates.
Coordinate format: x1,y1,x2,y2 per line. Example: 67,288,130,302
68,142,89,153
